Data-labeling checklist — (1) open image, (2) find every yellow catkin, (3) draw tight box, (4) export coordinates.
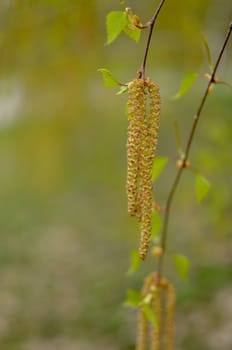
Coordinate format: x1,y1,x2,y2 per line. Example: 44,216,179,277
126,77,161,260
126,78,146,217
136,308,148,350
150,286,162,350
138,78,161,260
136,273,155,350
142,273,156,294
136,274,176,350
163,280,176,350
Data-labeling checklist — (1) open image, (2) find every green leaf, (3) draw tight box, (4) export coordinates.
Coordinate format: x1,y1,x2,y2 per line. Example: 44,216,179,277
123,25,141,42
116,85,128,95
127,249,141,275
106,11,128,45
201,34,213,72
142,293,153,305
151,211,162,238
142,304,158,328
152,156,168,181
195,174,211,203
98,68,120,87
124,289,142,308
173,254,190,281
172,72,198,100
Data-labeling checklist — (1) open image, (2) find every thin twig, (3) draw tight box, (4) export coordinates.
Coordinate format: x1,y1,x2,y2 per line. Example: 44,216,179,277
140,0,167,79
157,22,232,278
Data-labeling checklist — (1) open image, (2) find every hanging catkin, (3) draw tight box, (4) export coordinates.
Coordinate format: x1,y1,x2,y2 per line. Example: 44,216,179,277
138,78,160,259
150,286,162,350
136,274,176,350
126,78,146,218
126,77,160,260
164,281,176,350
136,273,155,350
136,307,148,350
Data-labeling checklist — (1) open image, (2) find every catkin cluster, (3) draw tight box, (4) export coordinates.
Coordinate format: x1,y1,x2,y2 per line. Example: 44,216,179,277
126,78,161,260
136,273,176,350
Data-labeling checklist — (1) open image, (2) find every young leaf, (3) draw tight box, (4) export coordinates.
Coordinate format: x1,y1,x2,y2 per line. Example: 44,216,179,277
142,293,153,305
195,173,211,203
124,289,142,308
124,25,141,42
106,11,128,45
127,249,141,275
98,68,120,87
172,72,198,100
151,211,162,238
116,85,128,95
126,8,143,29
152,156,168,181
201,34,213,72
173,254,190,281
142,304,158,328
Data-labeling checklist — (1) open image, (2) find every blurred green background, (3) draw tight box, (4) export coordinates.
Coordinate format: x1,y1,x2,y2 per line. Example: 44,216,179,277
0,1,231,349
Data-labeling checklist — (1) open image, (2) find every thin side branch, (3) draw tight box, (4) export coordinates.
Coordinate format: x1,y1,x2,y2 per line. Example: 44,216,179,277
157,22,232,278
140,0,167,79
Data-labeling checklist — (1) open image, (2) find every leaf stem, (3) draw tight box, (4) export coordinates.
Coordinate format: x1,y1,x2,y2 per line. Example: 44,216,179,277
157,22,232,279
140,0,167,79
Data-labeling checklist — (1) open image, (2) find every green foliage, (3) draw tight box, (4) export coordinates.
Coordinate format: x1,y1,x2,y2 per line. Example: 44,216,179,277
116,85,129,95
106,9,141,45
142,293,153,305
195,173,211,203
142,304,158,328
127,249,141,275
106,11,128,45
173,254,190,281
124,290,157,327
172,72,198,99
123,25,141,42
151,211,162,238
124,289,142,307
152,156,168,181
0,1,231,349
98,68,120,87
201,34,213,72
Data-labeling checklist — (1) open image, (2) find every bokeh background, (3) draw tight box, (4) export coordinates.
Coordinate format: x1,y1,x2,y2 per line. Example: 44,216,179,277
0,1,232,349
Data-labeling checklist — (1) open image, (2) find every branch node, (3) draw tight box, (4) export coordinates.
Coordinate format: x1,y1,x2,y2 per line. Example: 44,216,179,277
176,159,190,169
137,69,142,79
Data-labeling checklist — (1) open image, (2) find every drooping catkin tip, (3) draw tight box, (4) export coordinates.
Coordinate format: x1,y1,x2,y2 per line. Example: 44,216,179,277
139,224,152,260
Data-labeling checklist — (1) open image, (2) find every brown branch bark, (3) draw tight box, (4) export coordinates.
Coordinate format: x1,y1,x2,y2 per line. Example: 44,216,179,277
157,22,232,279
139,0,167,79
